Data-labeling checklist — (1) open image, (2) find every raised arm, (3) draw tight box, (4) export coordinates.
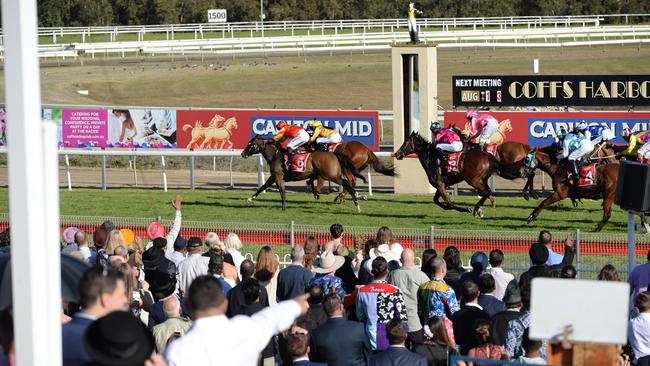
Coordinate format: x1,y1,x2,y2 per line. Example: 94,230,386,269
165,195,182,256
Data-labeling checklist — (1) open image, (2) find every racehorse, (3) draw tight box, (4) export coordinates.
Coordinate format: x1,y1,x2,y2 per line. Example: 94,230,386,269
523,148,619,232
241,136,366,212
494,141,538,200
394,131,499,217
306,141,396,202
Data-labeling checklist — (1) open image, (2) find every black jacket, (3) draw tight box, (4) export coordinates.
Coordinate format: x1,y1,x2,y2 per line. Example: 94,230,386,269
451,305,490,355
477,294,506,318
310,317,371,366
369,346,428,366
226,278,269,318
519,244,575,295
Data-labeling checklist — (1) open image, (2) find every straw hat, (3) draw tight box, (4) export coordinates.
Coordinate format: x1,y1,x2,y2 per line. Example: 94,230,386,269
313,250,345,274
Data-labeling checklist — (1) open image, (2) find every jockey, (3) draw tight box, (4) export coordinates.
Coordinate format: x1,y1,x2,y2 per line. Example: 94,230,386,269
467,109,499,149
271,120,310,162
306,119,342,150
574,122,615,145
622,128,650,163
430,122,463,166
556,131,595,206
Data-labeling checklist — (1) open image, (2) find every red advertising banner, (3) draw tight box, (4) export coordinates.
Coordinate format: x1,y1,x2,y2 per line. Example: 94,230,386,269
177,109,380,150
444,111,650,147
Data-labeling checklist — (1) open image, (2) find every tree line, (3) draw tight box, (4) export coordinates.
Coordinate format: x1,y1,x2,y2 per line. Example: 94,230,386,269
36,0,650,27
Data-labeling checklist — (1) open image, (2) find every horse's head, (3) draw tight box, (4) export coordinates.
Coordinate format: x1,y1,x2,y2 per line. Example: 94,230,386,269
241,135,267,158
225,118,238,130
394,131,424,160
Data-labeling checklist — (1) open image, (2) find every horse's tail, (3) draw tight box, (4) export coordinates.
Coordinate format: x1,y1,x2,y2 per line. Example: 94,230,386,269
367,150,397,177
488,153,500,176
182,124,193,132
334,152,367,184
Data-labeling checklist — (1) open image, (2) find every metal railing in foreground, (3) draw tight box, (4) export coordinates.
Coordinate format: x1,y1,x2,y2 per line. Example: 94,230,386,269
450,356,539,365
0,213,645,280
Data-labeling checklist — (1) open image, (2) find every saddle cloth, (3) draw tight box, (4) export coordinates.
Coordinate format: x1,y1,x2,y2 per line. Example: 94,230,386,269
326,142,342,152
285,152,311,172
567,163,597,187
444,152,462,173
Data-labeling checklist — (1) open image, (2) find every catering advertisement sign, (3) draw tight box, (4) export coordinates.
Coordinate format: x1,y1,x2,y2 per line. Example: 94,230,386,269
443,111,650,147
452,75,650,107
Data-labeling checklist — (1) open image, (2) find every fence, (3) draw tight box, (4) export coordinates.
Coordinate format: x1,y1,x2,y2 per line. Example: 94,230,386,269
2,213,646,280
29,24,650,60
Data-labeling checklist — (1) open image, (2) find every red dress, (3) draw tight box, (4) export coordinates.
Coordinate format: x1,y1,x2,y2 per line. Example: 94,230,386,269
473,344,504,365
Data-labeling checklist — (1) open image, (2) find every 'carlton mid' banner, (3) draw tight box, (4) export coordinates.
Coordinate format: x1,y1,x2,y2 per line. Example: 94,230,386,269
452,75,650,106
443,111,650,147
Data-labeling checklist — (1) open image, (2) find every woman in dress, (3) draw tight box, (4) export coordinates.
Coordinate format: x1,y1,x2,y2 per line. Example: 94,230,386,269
376,226,403,261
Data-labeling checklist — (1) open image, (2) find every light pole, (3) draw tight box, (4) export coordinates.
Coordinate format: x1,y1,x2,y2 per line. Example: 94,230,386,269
260,0,265,38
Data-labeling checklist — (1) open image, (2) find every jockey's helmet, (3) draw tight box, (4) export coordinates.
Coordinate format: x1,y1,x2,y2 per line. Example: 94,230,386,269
575,122,588,131
276,120,287,129
622,128,632,139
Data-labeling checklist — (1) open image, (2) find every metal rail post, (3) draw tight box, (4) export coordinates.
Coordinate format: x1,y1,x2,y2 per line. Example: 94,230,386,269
65,154,72,191
101,154,107,190
133,155,138,187
429,226,435,249
190,156,195,190
229,156,234,188
290,221,295,248
575,228,580,274
628,211,636,278
367,167,373,196
161,156,168,192
257,154,265,189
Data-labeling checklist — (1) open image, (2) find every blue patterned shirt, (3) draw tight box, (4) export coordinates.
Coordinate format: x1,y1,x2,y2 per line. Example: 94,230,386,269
504,311,547,359
417,278,459,320
308,274,346,301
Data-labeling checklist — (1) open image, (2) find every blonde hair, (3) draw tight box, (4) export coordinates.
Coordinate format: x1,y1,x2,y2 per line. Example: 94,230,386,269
105,229,126,255
254,246,278,282
224,232,242,251
113,262,135,303
205,232,225,250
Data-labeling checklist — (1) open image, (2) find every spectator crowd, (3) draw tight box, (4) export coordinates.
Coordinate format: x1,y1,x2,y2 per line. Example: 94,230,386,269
0,198,648,366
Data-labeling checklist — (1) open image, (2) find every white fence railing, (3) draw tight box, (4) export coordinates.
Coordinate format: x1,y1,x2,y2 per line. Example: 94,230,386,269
25,25,650,60
31,15,622,43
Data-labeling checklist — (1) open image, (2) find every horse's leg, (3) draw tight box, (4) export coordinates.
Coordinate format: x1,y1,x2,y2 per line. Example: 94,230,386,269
340,178,361,213
470,177,493,218
528,172,539,200
306,178,319,200
642,214,650,234
248,175,276,202
438,179,471,213
276,178,287,210
594,196,613,232
527,190,566,224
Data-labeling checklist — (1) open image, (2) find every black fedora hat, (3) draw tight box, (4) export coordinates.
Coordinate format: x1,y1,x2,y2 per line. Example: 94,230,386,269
85,311,154,366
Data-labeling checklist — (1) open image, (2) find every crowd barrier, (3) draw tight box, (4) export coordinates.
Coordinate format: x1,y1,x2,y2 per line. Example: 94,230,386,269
0,213,645,280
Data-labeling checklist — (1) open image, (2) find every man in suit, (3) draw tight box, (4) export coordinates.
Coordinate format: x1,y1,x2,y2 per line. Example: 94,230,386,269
227,259,269,317
369,319,427,366
310,293,371,366
452,280,490,355
62,267,129,366
477,273,506,317
287,333,326,366
278,245,314,301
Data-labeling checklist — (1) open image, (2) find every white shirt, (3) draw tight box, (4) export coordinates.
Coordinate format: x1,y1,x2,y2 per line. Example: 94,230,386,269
629,312,650,362
145,210,182,258
226,248,245,278
178,253,210,295
167,251,186,267
165,300,301,366
489,267,515,301
78,246,92,262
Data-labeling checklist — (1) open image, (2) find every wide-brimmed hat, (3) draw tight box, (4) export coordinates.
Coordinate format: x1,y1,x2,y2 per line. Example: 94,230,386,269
369,244,398,262
85,311,154,366
146,221,165,240
313,250,345,274
503,286,522,306
63,227,79,245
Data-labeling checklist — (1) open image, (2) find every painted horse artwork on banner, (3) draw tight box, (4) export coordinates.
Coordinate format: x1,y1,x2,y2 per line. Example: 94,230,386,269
183,114,238,149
